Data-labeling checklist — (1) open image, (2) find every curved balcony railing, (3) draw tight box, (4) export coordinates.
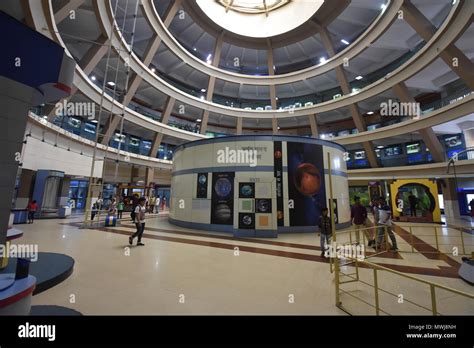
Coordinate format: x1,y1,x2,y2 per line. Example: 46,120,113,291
140,0,403,85
34,0,206,142
96,0,471,118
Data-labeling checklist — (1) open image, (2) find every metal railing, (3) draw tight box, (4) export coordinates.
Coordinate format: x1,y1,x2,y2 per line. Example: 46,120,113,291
331,223,471,257
334,255,474,315
327,223,473,315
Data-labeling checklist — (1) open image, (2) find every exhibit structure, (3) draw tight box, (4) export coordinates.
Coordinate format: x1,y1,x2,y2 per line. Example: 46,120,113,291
390,178,441,223
170,135,350,238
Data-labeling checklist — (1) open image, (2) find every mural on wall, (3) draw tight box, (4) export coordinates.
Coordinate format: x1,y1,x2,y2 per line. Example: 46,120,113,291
211,172,234,225
286,142,326,226
390,179,440,223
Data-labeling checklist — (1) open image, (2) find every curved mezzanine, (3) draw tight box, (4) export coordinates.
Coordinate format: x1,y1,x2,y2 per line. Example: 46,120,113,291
29,0,474,161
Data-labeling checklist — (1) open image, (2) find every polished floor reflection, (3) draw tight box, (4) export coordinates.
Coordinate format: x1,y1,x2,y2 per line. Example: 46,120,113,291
9,212,473,315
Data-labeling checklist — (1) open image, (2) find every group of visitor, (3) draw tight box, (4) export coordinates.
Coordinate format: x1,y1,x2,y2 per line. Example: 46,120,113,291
318,196,399,258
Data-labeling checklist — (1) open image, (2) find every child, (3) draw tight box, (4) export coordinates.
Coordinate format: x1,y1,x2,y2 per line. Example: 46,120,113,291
27,200,38,224
318,207,332,258
117,200,124,219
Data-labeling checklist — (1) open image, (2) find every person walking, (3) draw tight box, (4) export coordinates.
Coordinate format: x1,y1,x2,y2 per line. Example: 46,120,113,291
351,196,374,246
27,200,38,224
129,197,146,246
91,202,98,221
376,200,398,251
155,195,161,213
161,196,167,211
117,200,124,219
149,195,156,213
318,208,332,258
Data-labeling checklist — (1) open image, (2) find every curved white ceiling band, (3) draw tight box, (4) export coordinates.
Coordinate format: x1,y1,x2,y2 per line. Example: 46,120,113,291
141,0,403,85
29,112,173,170
33,0,205,142
98,0,470,119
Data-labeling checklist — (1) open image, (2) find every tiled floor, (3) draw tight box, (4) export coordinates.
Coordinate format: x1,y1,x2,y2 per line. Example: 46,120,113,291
7,213,474,315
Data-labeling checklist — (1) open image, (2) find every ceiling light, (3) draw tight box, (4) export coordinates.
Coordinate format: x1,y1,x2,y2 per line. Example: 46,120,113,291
107,81,115,86
193,47,197,51
367,111,374,115
277,126,281,130
355,75,363,80
196,119,201,122
341,39,349,45
151,68,156,73
321,134,326,139
201,88,206,92
319,57,327,64
91,120,98,123
91,75,96,81
377,146,384,149
275,97,279,100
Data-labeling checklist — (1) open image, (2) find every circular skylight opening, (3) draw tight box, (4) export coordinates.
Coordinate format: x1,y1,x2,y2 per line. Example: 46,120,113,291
197,0,323,38
217,0,291,14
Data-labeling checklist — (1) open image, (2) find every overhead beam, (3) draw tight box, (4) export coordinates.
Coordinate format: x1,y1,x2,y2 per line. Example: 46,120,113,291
267,40,279,134
122,35,162,106
100,0,182,143
54,0,85,24
200,31,225,134
46,35,108,121
148,97,176,157
308,114,319,137
319,27,378,167
393,82,445,162
236,117,243,135
401,0,474,90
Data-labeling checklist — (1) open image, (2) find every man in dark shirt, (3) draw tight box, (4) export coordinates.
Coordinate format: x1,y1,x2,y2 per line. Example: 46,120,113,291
351,197,374,246
318,208,332,258
408,193,417,216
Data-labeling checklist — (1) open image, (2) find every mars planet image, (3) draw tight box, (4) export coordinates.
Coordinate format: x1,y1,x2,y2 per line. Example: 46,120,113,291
294,163,321,196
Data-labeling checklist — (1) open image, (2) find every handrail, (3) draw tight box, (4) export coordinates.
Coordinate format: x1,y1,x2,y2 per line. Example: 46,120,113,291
334,248,474,315
140,0,403,85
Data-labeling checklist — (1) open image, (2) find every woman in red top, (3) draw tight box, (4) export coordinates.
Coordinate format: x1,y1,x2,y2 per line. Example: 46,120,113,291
27,200,38,224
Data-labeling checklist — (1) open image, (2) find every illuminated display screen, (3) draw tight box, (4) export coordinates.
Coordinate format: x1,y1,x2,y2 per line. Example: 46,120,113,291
444,135,462,148
406,143,421,154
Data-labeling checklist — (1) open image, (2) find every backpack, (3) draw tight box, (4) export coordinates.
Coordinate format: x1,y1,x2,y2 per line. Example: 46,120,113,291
130,205,137,221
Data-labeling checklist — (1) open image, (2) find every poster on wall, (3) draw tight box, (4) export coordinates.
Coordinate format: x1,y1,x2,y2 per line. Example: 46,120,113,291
286,142,326,226
196,173,208,198
239,182,255,198
274,141,284,226
211,172,234,225
238,212,255,229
